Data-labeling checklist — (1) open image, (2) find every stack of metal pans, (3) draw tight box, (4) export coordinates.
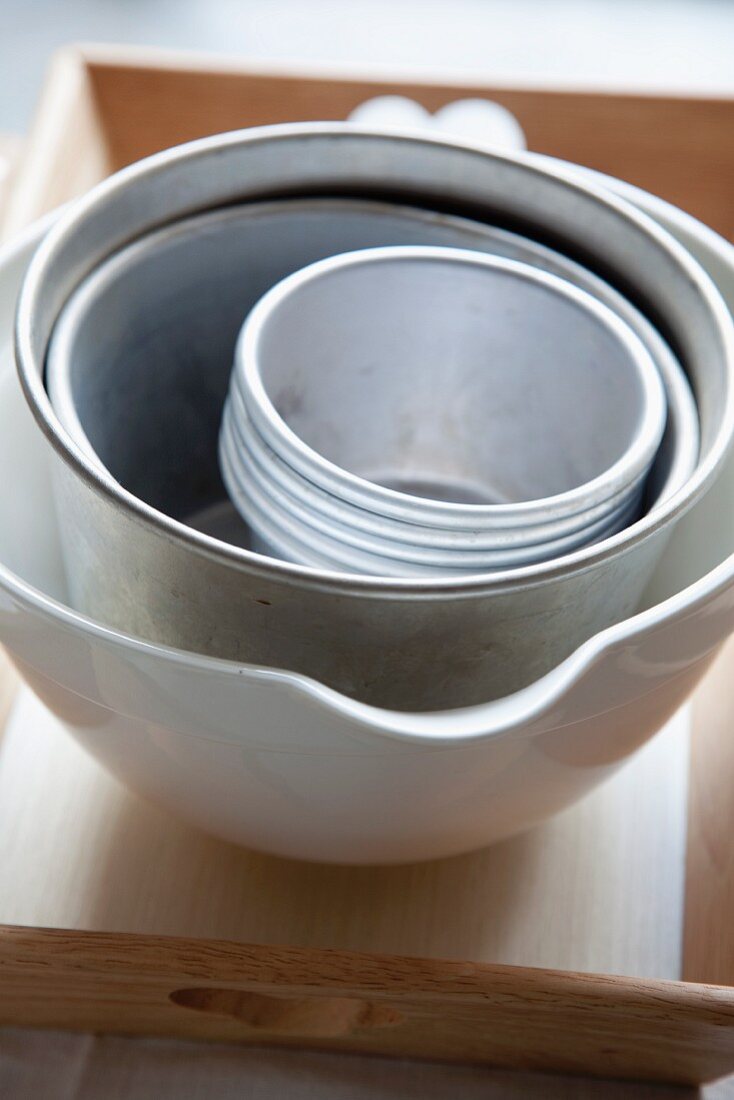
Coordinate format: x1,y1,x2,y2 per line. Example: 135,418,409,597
220,243,670,576
19,124,732,711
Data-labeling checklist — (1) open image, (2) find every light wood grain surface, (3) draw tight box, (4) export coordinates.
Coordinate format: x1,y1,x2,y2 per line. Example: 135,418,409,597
0,48,111,237
684,638,734,986
0,689,721,1084
0,686,689,977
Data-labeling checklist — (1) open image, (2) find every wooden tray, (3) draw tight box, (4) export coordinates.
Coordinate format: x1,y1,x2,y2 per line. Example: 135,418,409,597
2,43,734,1087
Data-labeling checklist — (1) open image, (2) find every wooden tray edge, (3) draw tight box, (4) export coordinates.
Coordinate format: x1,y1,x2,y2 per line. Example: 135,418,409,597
3,924,734,1085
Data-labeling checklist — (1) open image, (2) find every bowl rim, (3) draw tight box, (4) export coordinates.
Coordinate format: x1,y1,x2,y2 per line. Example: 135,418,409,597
14,124,734,598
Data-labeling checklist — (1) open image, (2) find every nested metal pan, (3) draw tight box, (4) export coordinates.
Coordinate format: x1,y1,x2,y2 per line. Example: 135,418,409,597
17,125,732,710
224,243,666,573
47,198,696,546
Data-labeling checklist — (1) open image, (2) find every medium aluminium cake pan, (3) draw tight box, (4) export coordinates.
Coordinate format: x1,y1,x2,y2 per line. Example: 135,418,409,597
47,197,696,549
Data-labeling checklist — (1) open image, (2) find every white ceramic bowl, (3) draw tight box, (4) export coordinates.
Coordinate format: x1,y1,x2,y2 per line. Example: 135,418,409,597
0,184,733,863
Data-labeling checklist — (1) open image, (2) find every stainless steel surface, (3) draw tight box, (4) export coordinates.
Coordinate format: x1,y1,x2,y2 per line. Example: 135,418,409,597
224,244,665,574
18,126,733,710
47,198,697,539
